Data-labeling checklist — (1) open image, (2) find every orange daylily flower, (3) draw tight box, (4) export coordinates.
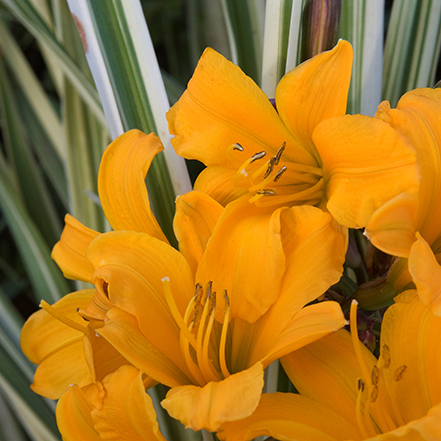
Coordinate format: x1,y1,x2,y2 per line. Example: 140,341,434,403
218,292,441,440
167,40,419,230
365,89,441,313
25,129,347,432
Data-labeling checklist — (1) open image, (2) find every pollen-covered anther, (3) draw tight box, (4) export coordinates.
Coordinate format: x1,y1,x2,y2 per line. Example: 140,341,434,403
394,365,407,381
357,378,365,392
382,344,391,368
370,385,379,403
371,365,379,386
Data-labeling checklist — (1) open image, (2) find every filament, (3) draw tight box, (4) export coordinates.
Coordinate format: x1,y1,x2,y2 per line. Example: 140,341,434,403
40,300,86,333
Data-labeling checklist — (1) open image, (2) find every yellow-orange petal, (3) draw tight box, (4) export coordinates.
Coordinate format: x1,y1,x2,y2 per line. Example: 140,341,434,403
57,384,101,441
376,89,441,247
217,392,361,441
87,230,194,370
98,130,167,242
363,402,441,440
259,301,346,366
281,329,376,425
161,362,264,432
97,307,193,387
194,166,248,206
196,197,286,323
408,233,441,316
20,290,94,399
381,290,441,421
167,48,314,168
365,192,418,258
174,191,223,275
276,40,352,160
315,114,419,229
51,214,99,282
90,365,166,441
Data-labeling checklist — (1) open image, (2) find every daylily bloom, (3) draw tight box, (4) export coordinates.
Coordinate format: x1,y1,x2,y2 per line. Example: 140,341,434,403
218,292,441,440
167,40,419,230
365,89,441,313
26,129,347,432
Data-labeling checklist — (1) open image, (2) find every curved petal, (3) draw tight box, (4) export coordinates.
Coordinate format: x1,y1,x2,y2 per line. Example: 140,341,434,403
315,115,419,228
194,166,248,206
364,403,441,440
381,290,441,422
51,214,99,282
57,384,101,441
97,307,193,387
217,392,361,441
375,89,441,247
161,362,264,432
87,231,194,370
281,329,376,425
20,290,94,399
98,130,167,242
259,301,346,366
196,198,286,323
91,365,166,441
408,233,441,316
366,193,418,258
174,191,223,275
167,48,314,168
276,39,352,160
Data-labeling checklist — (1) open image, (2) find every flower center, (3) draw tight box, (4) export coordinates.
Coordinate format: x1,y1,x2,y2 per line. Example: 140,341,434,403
350,300,407,436
162,277,231,386
227,142,324,207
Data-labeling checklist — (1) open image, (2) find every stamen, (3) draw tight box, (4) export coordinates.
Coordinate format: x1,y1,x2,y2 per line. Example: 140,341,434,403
201,294,221,381
394,365,407,381
274,142,286,165
40,300,87,333
355,379,372,438
274,166,287,182
179,321,205,386
162,277,197,349
219,291,231,378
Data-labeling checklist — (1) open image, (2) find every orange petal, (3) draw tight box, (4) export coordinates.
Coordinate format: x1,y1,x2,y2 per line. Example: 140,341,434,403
260,301,346,366
90,365,166,441
97,307,192,387
57,384,101,441
51,214,99,282
98,130,167,242
369,402,441,440
281,329,376,425
365,192,418,258
167,48,314,168
87,230,194,370
276,40,352,159
196,198,286,323
217,392,361,441
381,290,441,423
315,115,419,228
376,89,441,247
194,166,248,206
161,362,264,432
20,290,94,399
408,233,441,316
174,191,223,275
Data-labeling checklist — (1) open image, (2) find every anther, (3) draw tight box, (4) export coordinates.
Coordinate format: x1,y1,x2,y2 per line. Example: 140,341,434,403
250,151,267,163
382,345,391,368
274,166,287,182
274,142,286,165
232,143,243,151
370,385,379,403
371,365,379,386
358,378,365,391
102,281,109,298
264,157,276,178
256,189,276,195
394,365,407,381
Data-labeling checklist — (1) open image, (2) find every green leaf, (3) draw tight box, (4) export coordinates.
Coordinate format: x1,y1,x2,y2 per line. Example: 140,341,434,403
0,167,69,304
